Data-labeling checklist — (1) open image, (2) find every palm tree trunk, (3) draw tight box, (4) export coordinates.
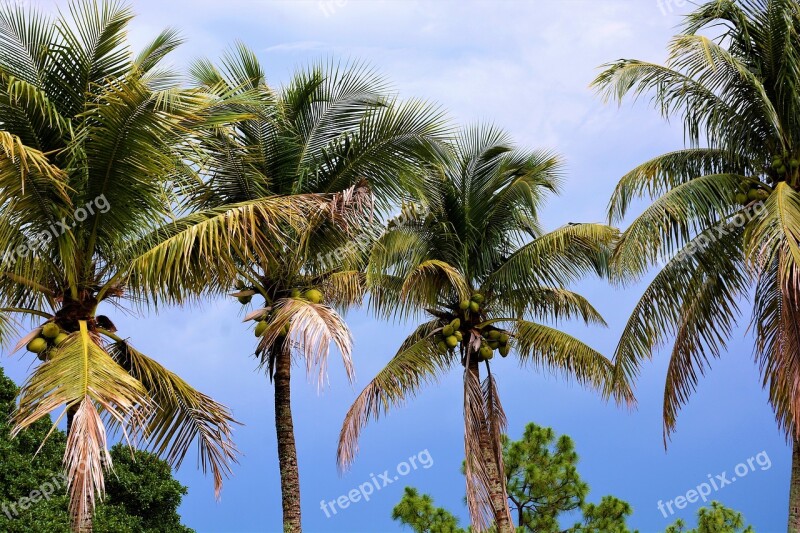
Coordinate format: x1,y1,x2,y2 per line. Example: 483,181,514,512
790,435,800,533
467,359,514,533
274,346,302,533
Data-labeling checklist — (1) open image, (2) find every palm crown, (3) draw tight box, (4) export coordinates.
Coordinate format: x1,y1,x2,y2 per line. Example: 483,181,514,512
0,1,245,529
338,126,632,532
592,0,800,443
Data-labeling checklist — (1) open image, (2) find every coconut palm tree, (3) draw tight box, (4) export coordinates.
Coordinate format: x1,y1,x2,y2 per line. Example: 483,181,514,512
592,0,800,528
147,45,448,532
0,1,311,530
337,126,632,533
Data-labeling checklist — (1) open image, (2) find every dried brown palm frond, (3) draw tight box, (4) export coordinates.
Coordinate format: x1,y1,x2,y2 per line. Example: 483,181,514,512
257,297,354,387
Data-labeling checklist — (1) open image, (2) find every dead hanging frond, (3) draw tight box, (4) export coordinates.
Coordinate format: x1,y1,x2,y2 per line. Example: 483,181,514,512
463,364,494,533
65,398,112,533
256,297,353,388
325,179,374,230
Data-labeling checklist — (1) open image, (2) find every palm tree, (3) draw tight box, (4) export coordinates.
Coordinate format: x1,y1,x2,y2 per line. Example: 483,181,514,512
592,0,800,528
337,126,632,533
158,45,449,532
0,1,308,529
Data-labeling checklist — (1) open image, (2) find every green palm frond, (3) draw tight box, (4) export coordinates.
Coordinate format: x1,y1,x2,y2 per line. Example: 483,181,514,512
514,320,632,404
337,321,457,471
107,340,239,498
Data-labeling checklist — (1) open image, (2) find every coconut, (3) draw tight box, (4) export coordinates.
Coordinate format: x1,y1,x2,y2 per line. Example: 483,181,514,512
454,331,463,342
499,345,511,357
445,335,459,348
290,288,301,298
792,159,800,169
753,189,769,201
471,293,485,304
450,318,461,330
459,300,470,310
41,323,60,339
437,341,448,353
772,156,784,169
305,289,323,304
54,333,69,346
499,333,510,344
442,325,454,337
254,321,268,337
27,338,47,354
487,330,501,341
735,193,748,205
469,301,480,313
238,295,252,305
778,165,788,174
488,340,500,350
747,188,762,201
479,346,493,360
235,279,246,290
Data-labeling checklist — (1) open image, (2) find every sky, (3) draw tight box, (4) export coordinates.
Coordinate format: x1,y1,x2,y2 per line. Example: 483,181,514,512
0,0,790,532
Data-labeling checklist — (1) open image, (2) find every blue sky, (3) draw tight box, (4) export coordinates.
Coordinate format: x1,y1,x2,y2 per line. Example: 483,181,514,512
2,1,790,532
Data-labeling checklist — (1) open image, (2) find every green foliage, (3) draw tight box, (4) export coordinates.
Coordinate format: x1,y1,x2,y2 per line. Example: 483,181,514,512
665,502,753,533
571,496,634,533
503,424,587,531
392,488,465,533
0,366,193,533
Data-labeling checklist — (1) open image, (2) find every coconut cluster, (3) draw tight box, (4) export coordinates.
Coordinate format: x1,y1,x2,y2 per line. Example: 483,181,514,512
432,293,512,362
26,322,69,361
770,153,800,177
734,182,769,205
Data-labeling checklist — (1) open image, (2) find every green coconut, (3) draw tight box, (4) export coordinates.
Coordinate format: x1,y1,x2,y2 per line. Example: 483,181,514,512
753,189,769,201
53,333,69,346
469,301,480,313
238,295,252,305
772,156,784,169
442,325,454,337
41,323,60,339
487,330,501,341
791,159,800,169
454,330,463,342
471,293,485,304
458,300,470,310
305,289,324,304
488,340,500,350
735,193,748,205
254,321,268,337
235,279,246,290
450,318,461,330
290,288,302,298
778,165,788,174
499,333,510,344
499,345,511,357
27,337,47,354
437,341,448,353
479,346,493,360
747,188,762,201
445,335,459,349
